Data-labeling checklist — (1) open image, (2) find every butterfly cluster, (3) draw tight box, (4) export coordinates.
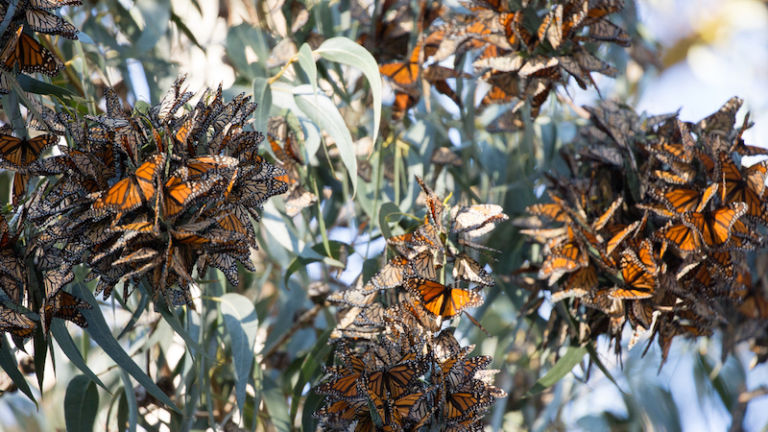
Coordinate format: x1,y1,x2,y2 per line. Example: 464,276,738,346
18,76,287,309
364,0,465,120
521,97,768,363
438,0,628,128
0,208,85,342
315,177,508,431
0,0,80,93
373,0,629,125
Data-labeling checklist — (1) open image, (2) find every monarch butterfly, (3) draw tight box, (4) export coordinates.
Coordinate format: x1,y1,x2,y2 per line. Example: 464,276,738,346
404,278,482,318
388,222,443,258
369,256,411,291
183,155,238,179
0,306,36,338
0,133,57,203
697,96,742,137
720,153,768,224
25,8,79,39
654,221,702,255
42,263,74,299
539,242,587,282
316,349,367,399
537,5,564,49
440,355,492,390
162,175,217,218
41,290,90,334
527,196,570,223
0,26,62,76
552,265,596,302
0,133,58,169
682,202,748,249
452,204,508,239
93,153,167,212
365,358,427,399
213,207,255,241
653,169,692,185
314,399,367,423
611,248,654,299
604,220,641,258
652,183,718,215
379,44,421,88
452,253,493,286
441,381,493,421
28,0,82,8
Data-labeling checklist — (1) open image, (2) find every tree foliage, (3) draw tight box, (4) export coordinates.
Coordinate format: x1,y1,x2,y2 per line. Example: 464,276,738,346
0,0,765,431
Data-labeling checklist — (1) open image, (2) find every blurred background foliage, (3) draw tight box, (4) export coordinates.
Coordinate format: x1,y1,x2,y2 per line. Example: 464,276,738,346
0,0,767,431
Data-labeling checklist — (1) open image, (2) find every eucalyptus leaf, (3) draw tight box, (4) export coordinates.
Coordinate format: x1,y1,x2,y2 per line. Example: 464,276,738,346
74,284,180,413
294,87,357,194
65,375,99,432
526,345,587,396
220,293,260,415
315,37,382,145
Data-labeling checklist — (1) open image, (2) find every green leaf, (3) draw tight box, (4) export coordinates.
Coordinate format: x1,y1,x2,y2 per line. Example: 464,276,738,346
0,334,35,403
526,345,587,396
252,77,272,133
297,43,317,93
51,321,107,390
17,75,75,98
65,375,99,432
294,88,358,194
377,202,403,239
120,371,138,432
220,293,260,415
292,329,330,426
157,306,203,356
315,37,382,145
73,284,180,413
263,375,291,432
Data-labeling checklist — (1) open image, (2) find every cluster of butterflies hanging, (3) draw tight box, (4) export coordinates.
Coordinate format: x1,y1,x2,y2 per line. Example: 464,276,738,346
519,97,768,363
0,208,84,342
315,177,508,431
0,76,289,340
0,0,79,93
373,0,628,125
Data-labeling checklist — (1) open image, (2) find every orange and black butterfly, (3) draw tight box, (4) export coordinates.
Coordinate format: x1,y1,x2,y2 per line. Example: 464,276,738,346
404,278,482,318
611,248,655,299
365,355,427,399
654,220,702,255
719,153,768,224
379,43,422,89
93,153,167,212
440,380,493,422
162,175,216,218
682,202,748,249
316,348,367,399
28,0,83,8
0,26,63,77
24,8,79,39
41,290,90,334
370,256,412,291
651,183,718,215
539,241,587,282
552,265,597,302
0,133,58,203
439,355,492,390
0,306,36,338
